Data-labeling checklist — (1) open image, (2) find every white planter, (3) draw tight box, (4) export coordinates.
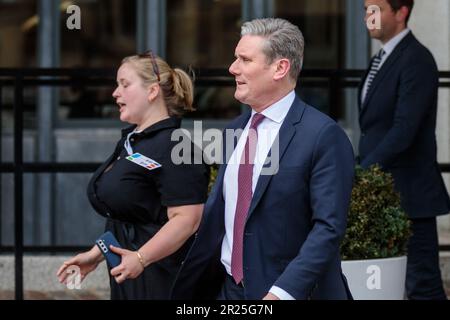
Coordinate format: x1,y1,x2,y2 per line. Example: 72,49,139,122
341,256,407,300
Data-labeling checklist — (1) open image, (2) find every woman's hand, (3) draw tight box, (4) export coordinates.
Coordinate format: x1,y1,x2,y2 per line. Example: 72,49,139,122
56,246,104,285
107,204,204,285
109,246,145,284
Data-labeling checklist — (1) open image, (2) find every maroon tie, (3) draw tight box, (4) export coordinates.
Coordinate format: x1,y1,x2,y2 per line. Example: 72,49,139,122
231,113,265,284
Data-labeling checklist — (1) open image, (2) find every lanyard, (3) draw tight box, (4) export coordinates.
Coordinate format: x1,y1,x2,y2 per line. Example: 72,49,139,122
124,129,142,156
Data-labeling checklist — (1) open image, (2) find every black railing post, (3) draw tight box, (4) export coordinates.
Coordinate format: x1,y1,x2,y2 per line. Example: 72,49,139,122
0,82,3,247
14,75,24,300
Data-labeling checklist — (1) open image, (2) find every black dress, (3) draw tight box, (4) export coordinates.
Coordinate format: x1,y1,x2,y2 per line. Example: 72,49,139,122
87,117,209,299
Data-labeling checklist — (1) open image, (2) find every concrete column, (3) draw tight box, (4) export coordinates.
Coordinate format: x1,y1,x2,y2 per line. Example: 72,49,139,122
137,0,166,58
409,0,450,233
37,0,60,245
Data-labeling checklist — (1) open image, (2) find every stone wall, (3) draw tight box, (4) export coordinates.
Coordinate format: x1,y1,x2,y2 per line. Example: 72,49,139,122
410,0,450,234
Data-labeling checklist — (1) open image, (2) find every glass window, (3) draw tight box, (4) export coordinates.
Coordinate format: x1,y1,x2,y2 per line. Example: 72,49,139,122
0,1,136,124
274,0,345,69
0,0,38,68
274,0,346,118
0,0,136,68
60,0,136,68
167,0,242,120
59,0,136,121
1,0,349,123
167,0,241,68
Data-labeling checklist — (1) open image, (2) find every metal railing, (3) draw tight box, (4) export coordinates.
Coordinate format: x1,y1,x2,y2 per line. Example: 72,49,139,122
1,68,450,299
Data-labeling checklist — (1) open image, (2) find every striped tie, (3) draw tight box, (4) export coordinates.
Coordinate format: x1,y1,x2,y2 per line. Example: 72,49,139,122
363,49,386,102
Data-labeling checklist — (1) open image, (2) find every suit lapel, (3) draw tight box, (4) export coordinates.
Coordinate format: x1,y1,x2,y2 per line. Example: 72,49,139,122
207,110,251,210
246,96,306,222
360,32,415,120
358,62,372,111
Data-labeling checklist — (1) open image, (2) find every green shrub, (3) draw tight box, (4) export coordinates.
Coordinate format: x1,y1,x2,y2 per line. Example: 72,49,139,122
340,165,411,260
208,164,218,195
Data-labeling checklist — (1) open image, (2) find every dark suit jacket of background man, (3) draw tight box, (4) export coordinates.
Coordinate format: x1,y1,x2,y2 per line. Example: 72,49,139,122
170,96,355,300
358,32,450,218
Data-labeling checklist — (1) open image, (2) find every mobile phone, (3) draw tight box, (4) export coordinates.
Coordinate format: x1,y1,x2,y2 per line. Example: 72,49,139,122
95,231,122,268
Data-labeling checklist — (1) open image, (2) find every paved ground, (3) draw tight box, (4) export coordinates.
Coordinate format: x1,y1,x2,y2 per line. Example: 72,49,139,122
0,286,449,300
0,243,449,300
0,289,109,300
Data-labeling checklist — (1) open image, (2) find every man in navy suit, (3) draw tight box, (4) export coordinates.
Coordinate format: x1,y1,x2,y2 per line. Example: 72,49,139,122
171,18,355,300
360,0,450,299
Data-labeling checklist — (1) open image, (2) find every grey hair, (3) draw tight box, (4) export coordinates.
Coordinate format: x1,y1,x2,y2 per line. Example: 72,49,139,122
241,18,304,81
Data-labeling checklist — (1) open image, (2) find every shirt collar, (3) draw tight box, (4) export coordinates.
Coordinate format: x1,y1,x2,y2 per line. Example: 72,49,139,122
252,90,296,124
121,117,181,138
382,28,410,56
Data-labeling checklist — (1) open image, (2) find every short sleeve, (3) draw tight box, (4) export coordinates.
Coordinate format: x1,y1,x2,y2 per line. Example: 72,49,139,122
153,142,209,207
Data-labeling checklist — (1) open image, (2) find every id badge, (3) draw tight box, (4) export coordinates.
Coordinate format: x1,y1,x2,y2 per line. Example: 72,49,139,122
126,153,162,171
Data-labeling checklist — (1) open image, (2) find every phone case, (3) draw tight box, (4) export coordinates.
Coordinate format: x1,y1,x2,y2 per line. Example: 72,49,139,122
95,231,122,268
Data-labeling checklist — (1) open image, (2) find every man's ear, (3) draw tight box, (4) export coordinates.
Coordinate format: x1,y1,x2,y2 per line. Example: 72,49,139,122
396,6,409,25
147,83,160,103
273,59,291,81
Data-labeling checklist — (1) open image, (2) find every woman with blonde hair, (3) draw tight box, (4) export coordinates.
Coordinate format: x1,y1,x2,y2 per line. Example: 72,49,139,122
57,51,208,299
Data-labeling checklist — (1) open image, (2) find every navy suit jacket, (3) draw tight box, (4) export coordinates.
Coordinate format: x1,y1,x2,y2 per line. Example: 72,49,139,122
170,96,355,300
358,32,450,218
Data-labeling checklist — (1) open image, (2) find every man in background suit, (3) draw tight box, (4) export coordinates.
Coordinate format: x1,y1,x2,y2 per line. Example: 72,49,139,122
360,0,450,299
171,18,355,300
